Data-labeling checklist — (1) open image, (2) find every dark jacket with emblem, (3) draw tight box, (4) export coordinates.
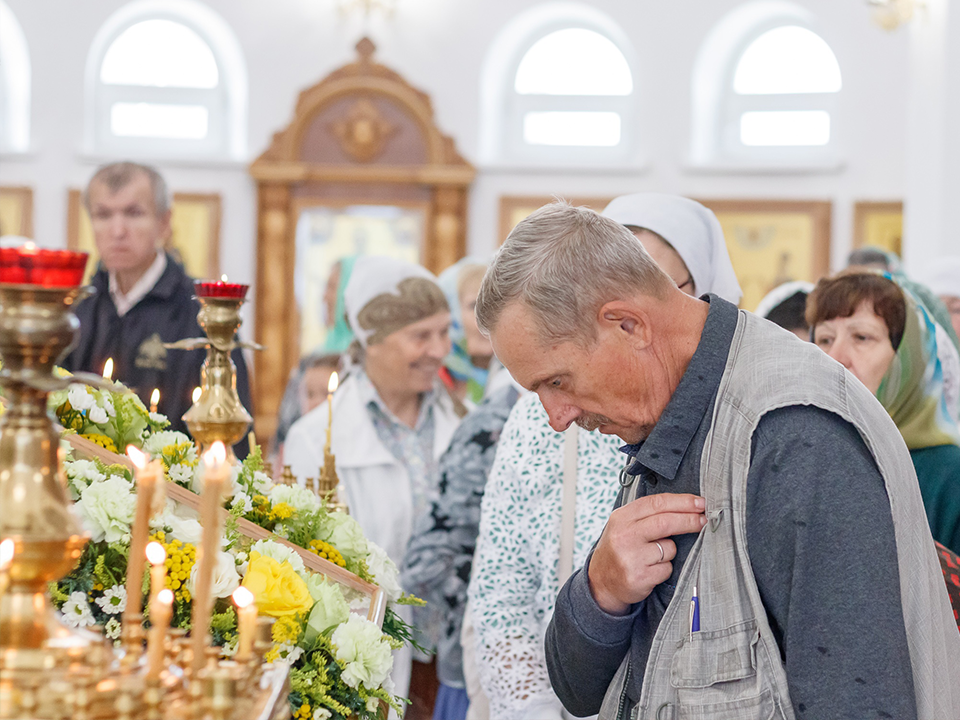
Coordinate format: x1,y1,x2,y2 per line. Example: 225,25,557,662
62,254,253,458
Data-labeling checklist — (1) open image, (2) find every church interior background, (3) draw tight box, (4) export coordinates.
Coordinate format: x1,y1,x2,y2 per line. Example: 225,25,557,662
0,0,951,434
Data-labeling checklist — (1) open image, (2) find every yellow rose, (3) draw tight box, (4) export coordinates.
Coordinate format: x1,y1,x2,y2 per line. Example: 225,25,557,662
241,551,314,617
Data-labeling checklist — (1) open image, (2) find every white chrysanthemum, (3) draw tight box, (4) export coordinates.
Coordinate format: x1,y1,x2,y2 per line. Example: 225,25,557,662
142,430,193,456
268,484,320,515
365,542,402,602
148,412,168,424
61,591,96,628
88,405,108,425
366,697,380,713
67,385,94,411
331,615,393,690
76,475,136,543
318,512,368,564
268,643,303,667
102,394,115,417
168,464,194,486
64,459,106,497
95,585,127,615
251,470,273,495
104,617,122,640
313,708,332,720
249,539,305,575
230,491,253,514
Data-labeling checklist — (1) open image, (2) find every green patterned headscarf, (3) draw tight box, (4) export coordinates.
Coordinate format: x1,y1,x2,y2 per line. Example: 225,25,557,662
877,276,960,449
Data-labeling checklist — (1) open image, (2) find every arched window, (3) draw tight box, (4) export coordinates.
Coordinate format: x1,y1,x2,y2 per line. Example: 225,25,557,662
86,0,247,159
691,3,842,167
0,0,31,153
480,4,638,166
731,26,841,149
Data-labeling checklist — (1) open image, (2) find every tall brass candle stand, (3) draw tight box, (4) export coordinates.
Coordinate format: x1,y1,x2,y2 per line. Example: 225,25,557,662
170,281,257,458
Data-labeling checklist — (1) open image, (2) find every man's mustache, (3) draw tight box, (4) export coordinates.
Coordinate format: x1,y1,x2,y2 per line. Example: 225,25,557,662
575,412,615,431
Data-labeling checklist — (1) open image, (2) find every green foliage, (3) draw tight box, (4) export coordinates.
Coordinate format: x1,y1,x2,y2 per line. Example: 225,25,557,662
381,607,427,655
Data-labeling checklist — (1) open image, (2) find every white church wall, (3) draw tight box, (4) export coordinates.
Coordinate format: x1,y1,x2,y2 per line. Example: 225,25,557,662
0,0,911,339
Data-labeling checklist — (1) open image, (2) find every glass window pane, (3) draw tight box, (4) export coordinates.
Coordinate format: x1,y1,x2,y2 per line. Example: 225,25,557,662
734,26,841,95
515,28,632,96
523,111,621,146
740,110,830,146
110,102,209,139
101,19,219,89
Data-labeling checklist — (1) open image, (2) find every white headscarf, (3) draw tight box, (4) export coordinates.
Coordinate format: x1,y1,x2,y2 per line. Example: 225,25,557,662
917,256,960,300
601,193,742,305
754,280,815,320
344,256,443,347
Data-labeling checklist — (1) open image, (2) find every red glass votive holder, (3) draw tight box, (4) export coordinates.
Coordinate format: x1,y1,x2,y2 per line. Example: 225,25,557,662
194,279,249,300
0,246,89,287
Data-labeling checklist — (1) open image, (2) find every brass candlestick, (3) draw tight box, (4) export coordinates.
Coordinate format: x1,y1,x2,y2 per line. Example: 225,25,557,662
0,285,94,658
170,286,258,459
316,447,347,513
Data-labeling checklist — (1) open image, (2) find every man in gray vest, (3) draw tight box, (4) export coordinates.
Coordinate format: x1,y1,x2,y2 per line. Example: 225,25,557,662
475,202,960,720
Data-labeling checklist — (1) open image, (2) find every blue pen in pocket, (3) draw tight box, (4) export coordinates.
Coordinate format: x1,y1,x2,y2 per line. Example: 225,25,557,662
689,585,700,640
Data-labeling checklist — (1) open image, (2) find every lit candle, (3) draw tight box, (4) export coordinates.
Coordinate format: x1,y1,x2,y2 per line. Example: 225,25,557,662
192,386,202,404
123,446,160,628
146,541,167,606
193,277,249,299
0,538,14,595
147,588,174,681
102,357,114,380
191,441,229,673
232,586,257,662
149,388,160,414
325,371,339,452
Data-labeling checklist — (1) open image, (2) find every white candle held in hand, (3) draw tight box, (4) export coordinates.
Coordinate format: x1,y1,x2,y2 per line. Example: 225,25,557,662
146,541,167,606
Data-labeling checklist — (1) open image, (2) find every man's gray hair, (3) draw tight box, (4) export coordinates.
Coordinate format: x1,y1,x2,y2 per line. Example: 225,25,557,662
83,162,172,216
476,202,674,342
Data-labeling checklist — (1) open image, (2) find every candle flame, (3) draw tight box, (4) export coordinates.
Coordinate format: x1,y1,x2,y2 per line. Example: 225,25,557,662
203,440,227,467
145,541,166,566
328,371,339,394
102,358,114,380
232,586,254,608
156,588,174,605
150,388,160,406
0,538,14,570
192,386,202,403
23,241,36,250
126,444,148,469
220,274,228,282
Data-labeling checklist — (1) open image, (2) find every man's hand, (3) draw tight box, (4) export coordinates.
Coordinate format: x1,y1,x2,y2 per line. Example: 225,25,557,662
588,493,706,615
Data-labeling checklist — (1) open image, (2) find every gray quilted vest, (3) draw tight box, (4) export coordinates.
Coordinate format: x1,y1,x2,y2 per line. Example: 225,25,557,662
599,311,960,720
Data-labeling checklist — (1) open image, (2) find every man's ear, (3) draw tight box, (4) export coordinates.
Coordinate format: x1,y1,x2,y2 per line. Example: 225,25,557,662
598,300,652,349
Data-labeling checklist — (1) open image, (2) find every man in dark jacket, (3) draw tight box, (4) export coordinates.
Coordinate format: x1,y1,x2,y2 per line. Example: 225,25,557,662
62,162,252,458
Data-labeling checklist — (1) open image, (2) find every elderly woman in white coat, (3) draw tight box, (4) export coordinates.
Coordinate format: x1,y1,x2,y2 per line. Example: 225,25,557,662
285,256,463,713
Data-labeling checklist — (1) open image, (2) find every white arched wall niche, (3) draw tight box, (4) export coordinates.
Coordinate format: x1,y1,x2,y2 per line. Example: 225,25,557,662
84,0,248,160
0,0,31,153
689,0,843,169
478,1,640,167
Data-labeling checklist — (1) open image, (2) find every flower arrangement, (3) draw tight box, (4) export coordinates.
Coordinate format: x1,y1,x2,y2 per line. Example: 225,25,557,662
48,380,421,720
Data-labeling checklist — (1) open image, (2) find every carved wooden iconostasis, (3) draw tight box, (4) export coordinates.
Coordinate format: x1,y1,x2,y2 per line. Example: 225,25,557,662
499,197,832,312
67,189,222,282
250,38,475,438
